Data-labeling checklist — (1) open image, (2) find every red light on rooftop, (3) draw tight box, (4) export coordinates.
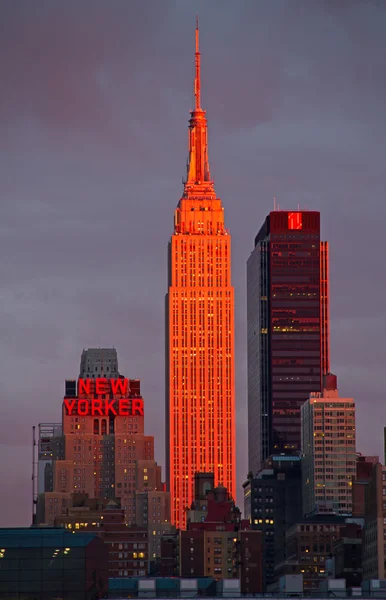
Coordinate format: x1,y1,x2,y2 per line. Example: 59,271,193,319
288,212,302,230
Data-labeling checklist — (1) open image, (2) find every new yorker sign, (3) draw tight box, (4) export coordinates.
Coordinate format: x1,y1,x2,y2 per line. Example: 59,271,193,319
64,398,144,417
78,378,130,396
64,378,144,417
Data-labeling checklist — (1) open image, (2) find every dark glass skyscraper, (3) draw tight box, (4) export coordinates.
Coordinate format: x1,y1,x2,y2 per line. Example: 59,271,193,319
247,210,329,474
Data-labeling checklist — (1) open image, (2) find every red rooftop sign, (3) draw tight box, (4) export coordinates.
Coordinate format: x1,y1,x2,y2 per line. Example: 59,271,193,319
64,398,144,417
78,378,130,396
63,378,144,417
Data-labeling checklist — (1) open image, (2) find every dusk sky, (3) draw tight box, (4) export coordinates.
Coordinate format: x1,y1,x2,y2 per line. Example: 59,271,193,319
1,0,385,526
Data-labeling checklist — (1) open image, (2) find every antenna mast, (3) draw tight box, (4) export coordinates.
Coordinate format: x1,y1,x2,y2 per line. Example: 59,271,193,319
194,16,201,110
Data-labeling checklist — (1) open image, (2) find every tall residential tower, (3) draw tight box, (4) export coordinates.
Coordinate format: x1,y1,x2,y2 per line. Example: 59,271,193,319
166,23,235,528
302,374,356,516
247,210,329,474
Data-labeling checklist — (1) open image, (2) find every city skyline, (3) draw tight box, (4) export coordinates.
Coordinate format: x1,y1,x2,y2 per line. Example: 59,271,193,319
1,1,386,527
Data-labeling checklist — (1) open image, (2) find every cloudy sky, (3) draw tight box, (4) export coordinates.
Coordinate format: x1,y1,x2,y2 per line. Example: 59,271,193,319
1,0,385,526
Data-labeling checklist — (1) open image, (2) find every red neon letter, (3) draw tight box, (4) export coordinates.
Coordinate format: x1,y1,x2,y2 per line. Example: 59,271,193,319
288,212,302,230
104,399,117,416
78,399,88,416
95,378,108,395
111,378,129,396
78,379,91,395
132,399,144,416
118,399,129,416
64,399,76,415
91,400,104,416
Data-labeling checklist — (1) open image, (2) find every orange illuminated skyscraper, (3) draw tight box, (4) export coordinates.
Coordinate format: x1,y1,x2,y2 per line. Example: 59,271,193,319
165,22,235,528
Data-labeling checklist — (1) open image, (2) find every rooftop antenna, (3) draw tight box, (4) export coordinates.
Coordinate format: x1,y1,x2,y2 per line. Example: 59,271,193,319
274,197,276,211
194,15,201,110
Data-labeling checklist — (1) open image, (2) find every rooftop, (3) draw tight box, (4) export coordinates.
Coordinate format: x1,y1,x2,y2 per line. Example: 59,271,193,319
0,527,99,548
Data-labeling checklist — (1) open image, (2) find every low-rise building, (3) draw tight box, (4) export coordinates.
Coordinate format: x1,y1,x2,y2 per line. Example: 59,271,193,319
135,487,173,561
333,523,363,588
176,473,263,594
352,454,379,518
243,454,303,588
158,531,179,577
363,462,386,580
275,514,347,592
54,494,148,577
0,527,108,600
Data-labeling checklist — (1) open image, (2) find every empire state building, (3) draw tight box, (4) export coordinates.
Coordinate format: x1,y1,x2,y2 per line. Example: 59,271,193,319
165,22,235,528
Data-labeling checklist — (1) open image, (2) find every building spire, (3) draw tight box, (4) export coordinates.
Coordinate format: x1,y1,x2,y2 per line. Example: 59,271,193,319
195,16,201,110
184,18,213,192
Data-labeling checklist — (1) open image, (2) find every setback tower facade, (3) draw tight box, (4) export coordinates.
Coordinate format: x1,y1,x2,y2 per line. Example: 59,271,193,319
247,210,329,473
36,348,170,534
166,23,235,528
